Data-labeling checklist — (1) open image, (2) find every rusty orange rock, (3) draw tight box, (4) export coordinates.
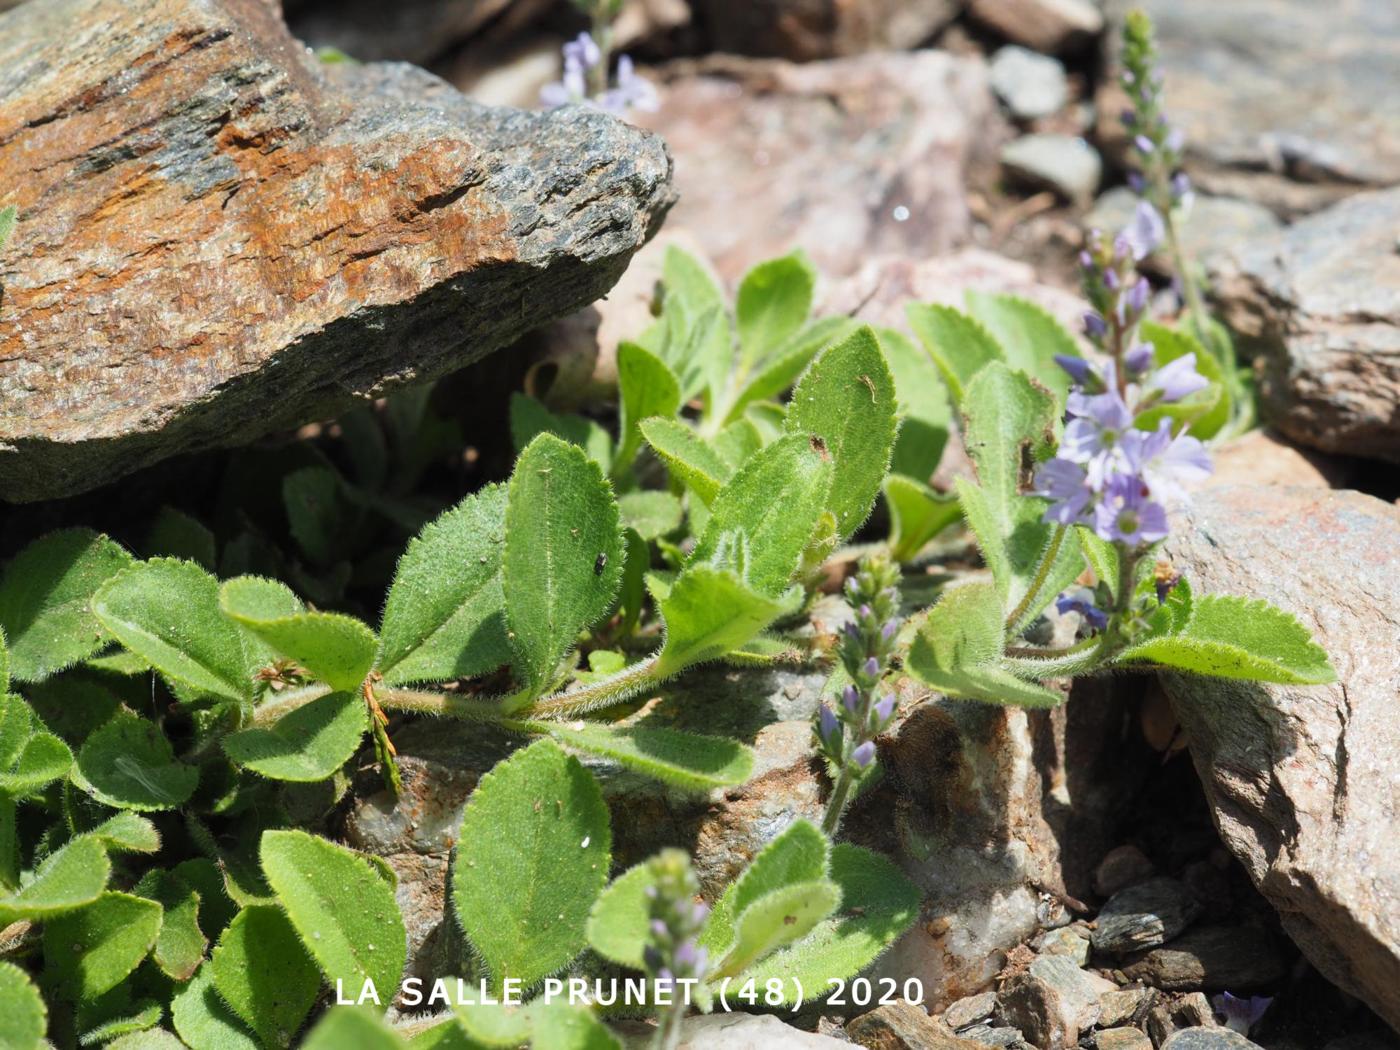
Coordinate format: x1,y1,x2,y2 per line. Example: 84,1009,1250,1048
0,0,672,501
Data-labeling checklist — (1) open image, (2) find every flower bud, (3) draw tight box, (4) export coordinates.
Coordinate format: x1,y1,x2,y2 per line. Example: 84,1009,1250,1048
852,741,876,769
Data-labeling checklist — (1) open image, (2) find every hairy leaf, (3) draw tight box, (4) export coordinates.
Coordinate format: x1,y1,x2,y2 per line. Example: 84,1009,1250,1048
517,720,754,792
616,342,682,473
43,891,162,1001
213,905,320,1048
452,740,611,992
713,880,841,978
617,491,683,542
93,559,255,702
712,419,764,471
585,861,656,969
1116,594,1336,684
74,709,198,811
880,327,952,483
786,326,899,540
654,566,786,677
146,507,218,571
106,1031,187,1050
0,961,45,1050
224,692,367,782
135,869,207,981
726,316,858,424
906,303,1005,405
171,965,260,1050
736,252,816,368
378,484,510,686
508,394,614,474
701,819,829,957
89,813,162,855
503,435,624,700
221,576,376,692
639,418,732,506
964,292,1081,404
260,830,407,1006
0,835,110,924
0,529,134,683
884,477,962,564
0,704,72,799
303,1009,408,1050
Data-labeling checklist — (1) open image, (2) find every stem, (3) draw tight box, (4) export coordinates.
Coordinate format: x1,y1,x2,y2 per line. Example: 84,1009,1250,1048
248,682,331,727
377,688,511,722
654,998,688,1050
1004,526,1067,634
821,763,857,837
1163,212,1210,345
523,655,663,718
590,9,612,98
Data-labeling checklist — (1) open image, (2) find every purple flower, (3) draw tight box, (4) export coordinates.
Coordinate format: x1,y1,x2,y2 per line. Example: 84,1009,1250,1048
563,31,602,70
1055,588,1108,631
1054,354,1095,388
1083,311,1108,339
873,694,895,723
599,55,660,115
1123,201,1165,260
841,684,859,714
1125,276,1151,315
1035,458,1092,526
881,619,898,641
1126,171,1146,194
1212,992,1271,1035
851,741,876,769
1171,171,1193,203
1094,473,1170,545
818,704,841,748
1134,134,1155,153
1120,420,1212,501
1143,353,1209,404
1124,342,1155,378
863,657,879,678
1061,389,1133,476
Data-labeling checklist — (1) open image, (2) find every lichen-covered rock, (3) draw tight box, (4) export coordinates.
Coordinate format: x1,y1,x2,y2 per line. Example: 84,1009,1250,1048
0,0,672,501
698,0,961,61
1161,485,1400,1028
1207,188,1400,463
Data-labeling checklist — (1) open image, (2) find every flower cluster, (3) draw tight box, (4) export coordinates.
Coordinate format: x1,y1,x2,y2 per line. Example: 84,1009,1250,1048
814,554,901,775
540,31,659,115
1121,11,1191,222
641,849,710,993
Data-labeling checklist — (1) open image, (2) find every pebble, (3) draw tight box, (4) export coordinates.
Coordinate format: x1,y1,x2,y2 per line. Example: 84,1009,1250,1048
1160,1028,1264,1050
989,46,1069,121
1097,1030,1155,1050
1122,926,1287,992
1000,134,1101,203
961,1025,1031,1048
945,992,999,1031
1097,988,1154,1028
1035,927,1091,967
1094,845,1157,898
1092,879,1202,954
847,1003,989,1050
1146,993,1218,1048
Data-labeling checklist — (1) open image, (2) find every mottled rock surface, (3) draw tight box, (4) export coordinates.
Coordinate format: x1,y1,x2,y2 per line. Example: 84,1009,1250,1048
990,47,1070,122
1100,0,1400,215
1092,879,1202,954
1162,485,1400,1028
699,0,960,61
848,1002,987,1050
968,0,1103,55
1001,134,1101,203
0,0,672,501
1207,188,1400,463
1193,431,1353,493
635,51,1000,281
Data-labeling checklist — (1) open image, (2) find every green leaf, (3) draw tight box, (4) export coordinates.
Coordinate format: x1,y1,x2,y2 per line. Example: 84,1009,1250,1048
73,709,199,811
0,835,110,924
0,961,45,1050
76,1000,166,1050
172,965,260,1050
639,418,732,506
615,342,682,473
1135,321,1229,440
964,292,1081,404
1116,594,1336,684
93,559,256,702
303,1009,408,1050
503,435,624,700
0,529,134,683
906,303,1005,405
260,830,407,1007
212,905,320,1049
409,1019,481,1048
528,1002,620,1050
224,692,367,782
736,252,816,367
220,577,377,692
106,1031,187,1050
617,528,648,636
89,812,162,855
43,891,162,1001
585,861,656,969
786,326,899,540
517,721,754,792
907,582,1064,707
653,566,786,677
508,394,614,474
712,419,764,472
378,484,510,686
135,869,207,981
0,206,15,251
726,317,859,424
713,881,841,978
0,713,72,799
738,844,919,1005
700,819,829,957
452,740,611,993
146,506,218,571
617,491,683,542
884,477,961,564
690,436,833,598
881,327,952,483
283,466,355,566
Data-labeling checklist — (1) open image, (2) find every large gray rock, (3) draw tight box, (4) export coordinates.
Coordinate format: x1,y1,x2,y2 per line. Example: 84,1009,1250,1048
1208,188,1400,463
1100,0,1400,215
635,51,1000,281
1161,484,1400,1029
0,0,672,502
699,0,960,60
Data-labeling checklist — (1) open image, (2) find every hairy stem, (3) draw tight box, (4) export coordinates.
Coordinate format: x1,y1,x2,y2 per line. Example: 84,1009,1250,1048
821,764,857,837
377,688,511,722
1005,525,1067,635
248,682,331,727
523,655,663,717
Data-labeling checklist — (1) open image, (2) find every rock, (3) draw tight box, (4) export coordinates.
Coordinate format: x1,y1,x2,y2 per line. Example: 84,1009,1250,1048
1160,484,1400,1027
1094,846,1157,898
0,0,672,503
962,1026,1032,1049
1144,994,1217,1049
287,0,519,64
1121,926,1287,992
1159,1028,1263,1050
1092,879,1202,954
1097,987,1154,1028
848,1002,989,1050
1035,927,1091,967
1027,955,1116,1031
989,47,1069,122
699,0,961,61
1099,0,1400,215
635,51,1001,281
1001,135,1102,203
672,1012,848,1048
995,956,1115,1049
1084,189,1281,274
1097,1030,1154,1050
967,0,1104,54
1207,188,1400,463
1193,431,1353,493
945,992,999,1031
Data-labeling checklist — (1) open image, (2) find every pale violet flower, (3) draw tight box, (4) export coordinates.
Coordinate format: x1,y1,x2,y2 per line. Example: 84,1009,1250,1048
1122,200,1166,260
1120,420,1212,501
1094,473,1169,545
1142,352,1209,404
1055,587,1108,630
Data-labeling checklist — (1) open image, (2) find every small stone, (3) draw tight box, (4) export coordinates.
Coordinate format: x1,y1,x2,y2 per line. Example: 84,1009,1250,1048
1094,846,1157,899
945,992,999,1031
967,0,1103,53
848,1003,989,1050
1000,134,1102,203
1028,955,1117,1031
1172,994,1215,1029
1160,1028,1264,1050
1097,988,1154,1029
1122,927,1287,992
989,46,1069,121
1092,879,1203,954
996,975,1070,1050
960,1026,1030,1049
1035,927,1091,967
700,0,961,61
1097,1030,1154,1050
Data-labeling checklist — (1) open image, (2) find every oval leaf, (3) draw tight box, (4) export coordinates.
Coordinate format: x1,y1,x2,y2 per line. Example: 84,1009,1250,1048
74,709,198,811
212,906,320,1048
43,891,162,1001
516,720,755,792
224,692,367,782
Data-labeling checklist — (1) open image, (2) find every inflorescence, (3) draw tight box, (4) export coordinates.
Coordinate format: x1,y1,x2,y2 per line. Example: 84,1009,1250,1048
540,31,659,115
